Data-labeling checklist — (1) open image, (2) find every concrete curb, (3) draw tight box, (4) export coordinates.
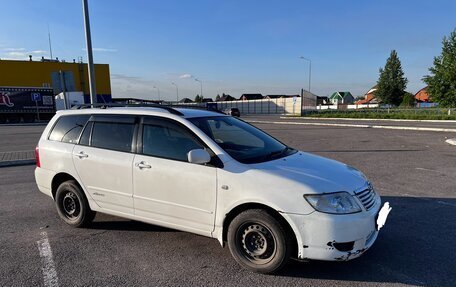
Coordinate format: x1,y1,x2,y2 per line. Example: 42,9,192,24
280,116,456,123
0,159,36,168
248,120,456,133
446,138,456,146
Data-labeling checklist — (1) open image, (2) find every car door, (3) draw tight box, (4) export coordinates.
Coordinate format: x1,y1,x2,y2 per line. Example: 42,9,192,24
132,116,217,236
72,115,137,215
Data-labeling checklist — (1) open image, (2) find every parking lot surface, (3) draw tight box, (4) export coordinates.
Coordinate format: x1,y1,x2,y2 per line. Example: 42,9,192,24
1,120,455,287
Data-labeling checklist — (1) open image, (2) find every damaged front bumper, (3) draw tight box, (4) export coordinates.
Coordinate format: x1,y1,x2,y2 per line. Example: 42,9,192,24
286,196,383,261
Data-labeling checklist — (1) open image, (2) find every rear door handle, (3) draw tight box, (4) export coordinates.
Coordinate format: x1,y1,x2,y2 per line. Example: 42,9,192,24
135,161,151,169
75,151,89,159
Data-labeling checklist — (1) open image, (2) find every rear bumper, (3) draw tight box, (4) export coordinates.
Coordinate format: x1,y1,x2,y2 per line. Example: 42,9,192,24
286,196,382,261
35,167,55,198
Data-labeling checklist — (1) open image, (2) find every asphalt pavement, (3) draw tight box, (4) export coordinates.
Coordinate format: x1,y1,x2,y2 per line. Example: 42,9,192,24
0,119,456,286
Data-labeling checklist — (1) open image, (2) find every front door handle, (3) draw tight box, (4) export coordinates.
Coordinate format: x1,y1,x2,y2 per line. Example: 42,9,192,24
135,161,151,169
75,151,89,159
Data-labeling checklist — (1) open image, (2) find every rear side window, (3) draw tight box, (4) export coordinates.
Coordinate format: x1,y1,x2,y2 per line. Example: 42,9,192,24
91,122,135,152
48,115,90,143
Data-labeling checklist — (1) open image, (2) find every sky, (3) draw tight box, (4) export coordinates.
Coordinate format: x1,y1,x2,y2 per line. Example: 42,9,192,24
0,0,455,101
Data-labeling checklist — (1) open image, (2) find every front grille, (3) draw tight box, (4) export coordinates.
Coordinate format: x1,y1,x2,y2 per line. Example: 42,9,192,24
355,185,377,211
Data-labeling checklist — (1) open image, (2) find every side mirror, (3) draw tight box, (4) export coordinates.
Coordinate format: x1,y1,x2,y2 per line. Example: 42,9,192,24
187,149,211,164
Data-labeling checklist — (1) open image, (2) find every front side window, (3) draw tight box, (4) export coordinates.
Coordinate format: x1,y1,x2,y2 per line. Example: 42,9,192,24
48,115,90,143
91,122,135,152
189,116,296,164
142,120,202,161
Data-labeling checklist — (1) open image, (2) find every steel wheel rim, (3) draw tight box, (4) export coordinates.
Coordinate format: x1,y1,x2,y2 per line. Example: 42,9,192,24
62,191,80,220
238,222,277,264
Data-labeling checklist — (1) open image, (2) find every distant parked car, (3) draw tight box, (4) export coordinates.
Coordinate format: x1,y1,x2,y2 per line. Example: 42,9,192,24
223,107,240,117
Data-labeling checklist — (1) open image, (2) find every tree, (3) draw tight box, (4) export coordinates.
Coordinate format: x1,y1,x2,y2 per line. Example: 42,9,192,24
376,50,408,106
400,92,416,108
194,95,202,103
423,29,456,107
216,94,221,101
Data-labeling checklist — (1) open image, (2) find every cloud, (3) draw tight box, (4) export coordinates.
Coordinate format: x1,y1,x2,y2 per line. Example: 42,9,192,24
31,50,48,54
111,73,141,81
179,73,194,79
6,51,26,57
3,47,26,52
82,47,117,52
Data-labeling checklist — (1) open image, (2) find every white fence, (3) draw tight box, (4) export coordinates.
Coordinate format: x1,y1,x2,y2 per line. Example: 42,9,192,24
316,104,380,110
175,97,302,115
216,98,301,115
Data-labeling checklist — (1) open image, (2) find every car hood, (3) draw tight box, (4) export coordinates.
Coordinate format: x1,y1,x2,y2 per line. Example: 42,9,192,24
250,151,368,194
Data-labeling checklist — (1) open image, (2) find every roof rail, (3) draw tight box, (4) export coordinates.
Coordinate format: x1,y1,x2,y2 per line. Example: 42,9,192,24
70,103,184,116
168,104,226,114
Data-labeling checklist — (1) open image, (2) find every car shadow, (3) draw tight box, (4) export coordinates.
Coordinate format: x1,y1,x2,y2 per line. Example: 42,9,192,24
87,218,176,233
276,196,456,287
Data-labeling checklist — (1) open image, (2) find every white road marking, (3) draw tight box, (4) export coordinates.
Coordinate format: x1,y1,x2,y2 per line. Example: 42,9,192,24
445,138,456,145
247,120,456,133
36,231,59,287
280,116,456,123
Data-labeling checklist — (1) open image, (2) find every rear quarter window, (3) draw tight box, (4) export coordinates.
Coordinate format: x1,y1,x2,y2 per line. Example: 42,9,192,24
91,122,135,152
48,115,90,143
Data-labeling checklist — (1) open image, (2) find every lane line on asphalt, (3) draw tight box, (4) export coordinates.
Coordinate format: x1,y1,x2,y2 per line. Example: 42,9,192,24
248,120,456,133
280,116,456,123
37,231,59,287
445,138,456,145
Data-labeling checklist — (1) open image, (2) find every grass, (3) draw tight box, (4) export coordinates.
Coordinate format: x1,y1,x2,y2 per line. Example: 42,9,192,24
300,109,456,120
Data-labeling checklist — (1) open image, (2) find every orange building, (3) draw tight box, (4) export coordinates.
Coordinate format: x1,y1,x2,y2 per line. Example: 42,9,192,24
355,87,378,105
415,87,430,102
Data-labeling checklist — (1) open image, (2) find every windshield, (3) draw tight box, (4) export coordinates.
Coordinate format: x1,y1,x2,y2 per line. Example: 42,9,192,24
189,116,296,164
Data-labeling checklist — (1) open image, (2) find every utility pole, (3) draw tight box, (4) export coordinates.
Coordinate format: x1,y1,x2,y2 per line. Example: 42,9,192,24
82,0,97,105
195,78,203,98
47,24,53,60
299,56,312,93
153,86,161,101
172,82,179,102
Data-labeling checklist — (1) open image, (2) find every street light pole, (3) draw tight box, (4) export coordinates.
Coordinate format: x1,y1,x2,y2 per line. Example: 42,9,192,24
172,82,179,102
195,78,203,98
82,0,97,105
299,56,312,93
153,86,160,101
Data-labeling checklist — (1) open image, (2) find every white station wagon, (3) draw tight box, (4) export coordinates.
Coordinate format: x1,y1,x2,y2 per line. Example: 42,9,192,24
35,105,390,273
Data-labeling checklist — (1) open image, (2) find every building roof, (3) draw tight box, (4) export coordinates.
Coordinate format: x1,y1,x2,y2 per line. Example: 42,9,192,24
219,94,235,101
415,86,430,102
265,94,300,99
179,97,193,103
329,91,353,99
355,94,377,105
240,93,263,100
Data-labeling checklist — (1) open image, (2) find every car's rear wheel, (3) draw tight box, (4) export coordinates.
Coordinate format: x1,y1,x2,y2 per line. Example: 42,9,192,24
227,209,292,274
55,180,96,227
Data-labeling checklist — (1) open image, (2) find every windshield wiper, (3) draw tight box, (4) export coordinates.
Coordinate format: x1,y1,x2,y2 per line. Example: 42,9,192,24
269,147,290,159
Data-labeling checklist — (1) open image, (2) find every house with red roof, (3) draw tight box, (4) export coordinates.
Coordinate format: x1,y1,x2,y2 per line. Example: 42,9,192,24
415,87,430,102
355,86,378,105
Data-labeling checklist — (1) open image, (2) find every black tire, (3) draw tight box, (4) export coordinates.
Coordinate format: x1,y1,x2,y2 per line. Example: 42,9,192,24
227,209,292,274
55,180,96,227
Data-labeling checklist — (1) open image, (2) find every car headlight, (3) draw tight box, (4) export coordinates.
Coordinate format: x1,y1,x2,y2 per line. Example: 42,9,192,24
304,192,362,214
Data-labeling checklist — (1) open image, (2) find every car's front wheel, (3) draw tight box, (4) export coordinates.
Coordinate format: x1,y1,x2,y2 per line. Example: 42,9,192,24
55,180,96,227
227,209,292,274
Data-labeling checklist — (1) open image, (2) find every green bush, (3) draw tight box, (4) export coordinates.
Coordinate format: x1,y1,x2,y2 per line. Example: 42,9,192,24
301,109,456,120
